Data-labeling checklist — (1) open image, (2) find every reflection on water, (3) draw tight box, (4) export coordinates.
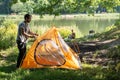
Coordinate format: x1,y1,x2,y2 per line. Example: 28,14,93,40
30,18,117,37
14,15,118,38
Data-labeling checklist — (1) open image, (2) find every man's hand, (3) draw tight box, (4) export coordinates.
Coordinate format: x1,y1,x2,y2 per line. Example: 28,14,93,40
33,35,38,40
30,35,38,42
34,33,39,36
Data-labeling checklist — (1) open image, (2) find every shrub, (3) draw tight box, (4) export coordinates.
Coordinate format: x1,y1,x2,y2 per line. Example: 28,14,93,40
58,27,71,38
107,45,120,70
107,46,120,60
115,19,120,28
0,19,17,49
115,63,120,72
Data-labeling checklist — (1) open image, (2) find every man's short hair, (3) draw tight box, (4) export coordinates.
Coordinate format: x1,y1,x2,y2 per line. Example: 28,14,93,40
24,14,31,19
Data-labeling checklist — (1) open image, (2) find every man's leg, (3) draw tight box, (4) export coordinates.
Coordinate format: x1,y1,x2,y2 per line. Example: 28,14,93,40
16,42,26,68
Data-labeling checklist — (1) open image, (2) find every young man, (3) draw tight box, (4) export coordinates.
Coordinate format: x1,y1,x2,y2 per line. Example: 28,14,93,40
16,14,38,68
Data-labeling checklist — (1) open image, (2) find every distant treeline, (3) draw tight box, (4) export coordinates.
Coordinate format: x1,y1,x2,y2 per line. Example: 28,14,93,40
0,0,120,14
0,0,11,14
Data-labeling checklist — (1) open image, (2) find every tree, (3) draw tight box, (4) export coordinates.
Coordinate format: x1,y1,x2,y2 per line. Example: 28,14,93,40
11,1,25,14
11,0,35,14
0,0,11,14
99,0,120,12
24,0,35,14
74,0,100,14
10,0,120,15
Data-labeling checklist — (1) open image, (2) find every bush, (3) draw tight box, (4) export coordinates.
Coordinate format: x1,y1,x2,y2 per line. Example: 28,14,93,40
0,19,17,49
107,46,120,59
58,27,71,38
115,19,120,28
107,45,120,71
115,63,120,72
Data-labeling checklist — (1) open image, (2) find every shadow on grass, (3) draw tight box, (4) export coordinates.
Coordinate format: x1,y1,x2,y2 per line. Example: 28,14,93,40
0,47,120,80
0,63,16,80
0,63,16,73
20,66,120,80
21,67,103,80
0,47,17,73
0,65,120,80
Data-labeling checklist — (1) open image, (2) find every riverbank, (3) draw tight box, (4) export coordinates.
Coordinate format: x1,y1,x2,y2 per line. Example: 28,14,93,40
66,20,120,71
0,13,119,20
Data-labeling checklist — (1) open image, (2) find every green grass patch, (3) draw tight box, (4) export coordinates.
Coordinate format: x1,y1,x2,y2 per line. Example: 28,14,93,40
0,47,120,80
0,14,120,80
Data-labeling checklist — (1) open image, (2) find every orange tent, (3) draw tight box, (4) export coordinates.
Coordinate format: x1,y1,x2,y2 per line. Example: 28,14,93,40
20,27,82,69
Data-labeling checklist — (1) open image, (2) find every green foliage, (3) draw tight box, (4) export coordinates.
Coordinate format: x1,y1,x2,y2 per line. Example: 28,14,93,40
10,0,18,4
11,0,35,14
20,0,27,3
107,46,120,59
101,22,120,40
33,0,100,15
107,45,120,70
24,1,35,14
58,27,71,38
90,25,120,40
11,2,25,13
105,25,116,32
114,19,120,27
104,70,120,80
0,19,17,49
9,0,120,15
100,0,120,12
75,0,100,14
115,63,120,72
34,0,61,16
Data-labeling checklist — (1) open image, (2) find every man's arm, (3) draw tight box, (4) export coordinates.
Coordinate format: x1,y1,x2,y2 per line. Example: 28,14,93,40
21,28,35,38
29,30,38,36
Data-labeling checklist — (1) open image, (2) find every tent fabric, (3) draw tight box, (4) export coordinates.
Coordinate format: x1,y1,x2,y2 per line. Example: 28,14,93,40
20,27,82,69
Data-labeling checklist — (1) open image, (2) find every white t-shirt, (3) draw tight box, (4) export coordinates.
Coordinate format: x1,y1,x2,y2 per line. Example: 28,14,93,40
16,21,30,43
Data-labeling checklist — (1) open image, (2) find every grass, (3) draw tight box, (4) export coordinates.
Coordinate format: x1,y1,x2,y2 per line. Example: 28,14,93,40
0,13,120,80
0,46,120,80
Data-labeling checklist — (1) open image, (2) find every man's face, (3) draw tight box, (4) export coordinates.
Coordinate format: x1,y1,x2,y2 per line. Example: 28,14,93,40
26,16,32,23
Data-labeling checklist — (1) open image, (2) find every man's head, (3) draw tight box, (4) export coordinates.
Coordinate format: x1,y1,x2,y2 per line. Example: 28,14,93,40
24,14,32,23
